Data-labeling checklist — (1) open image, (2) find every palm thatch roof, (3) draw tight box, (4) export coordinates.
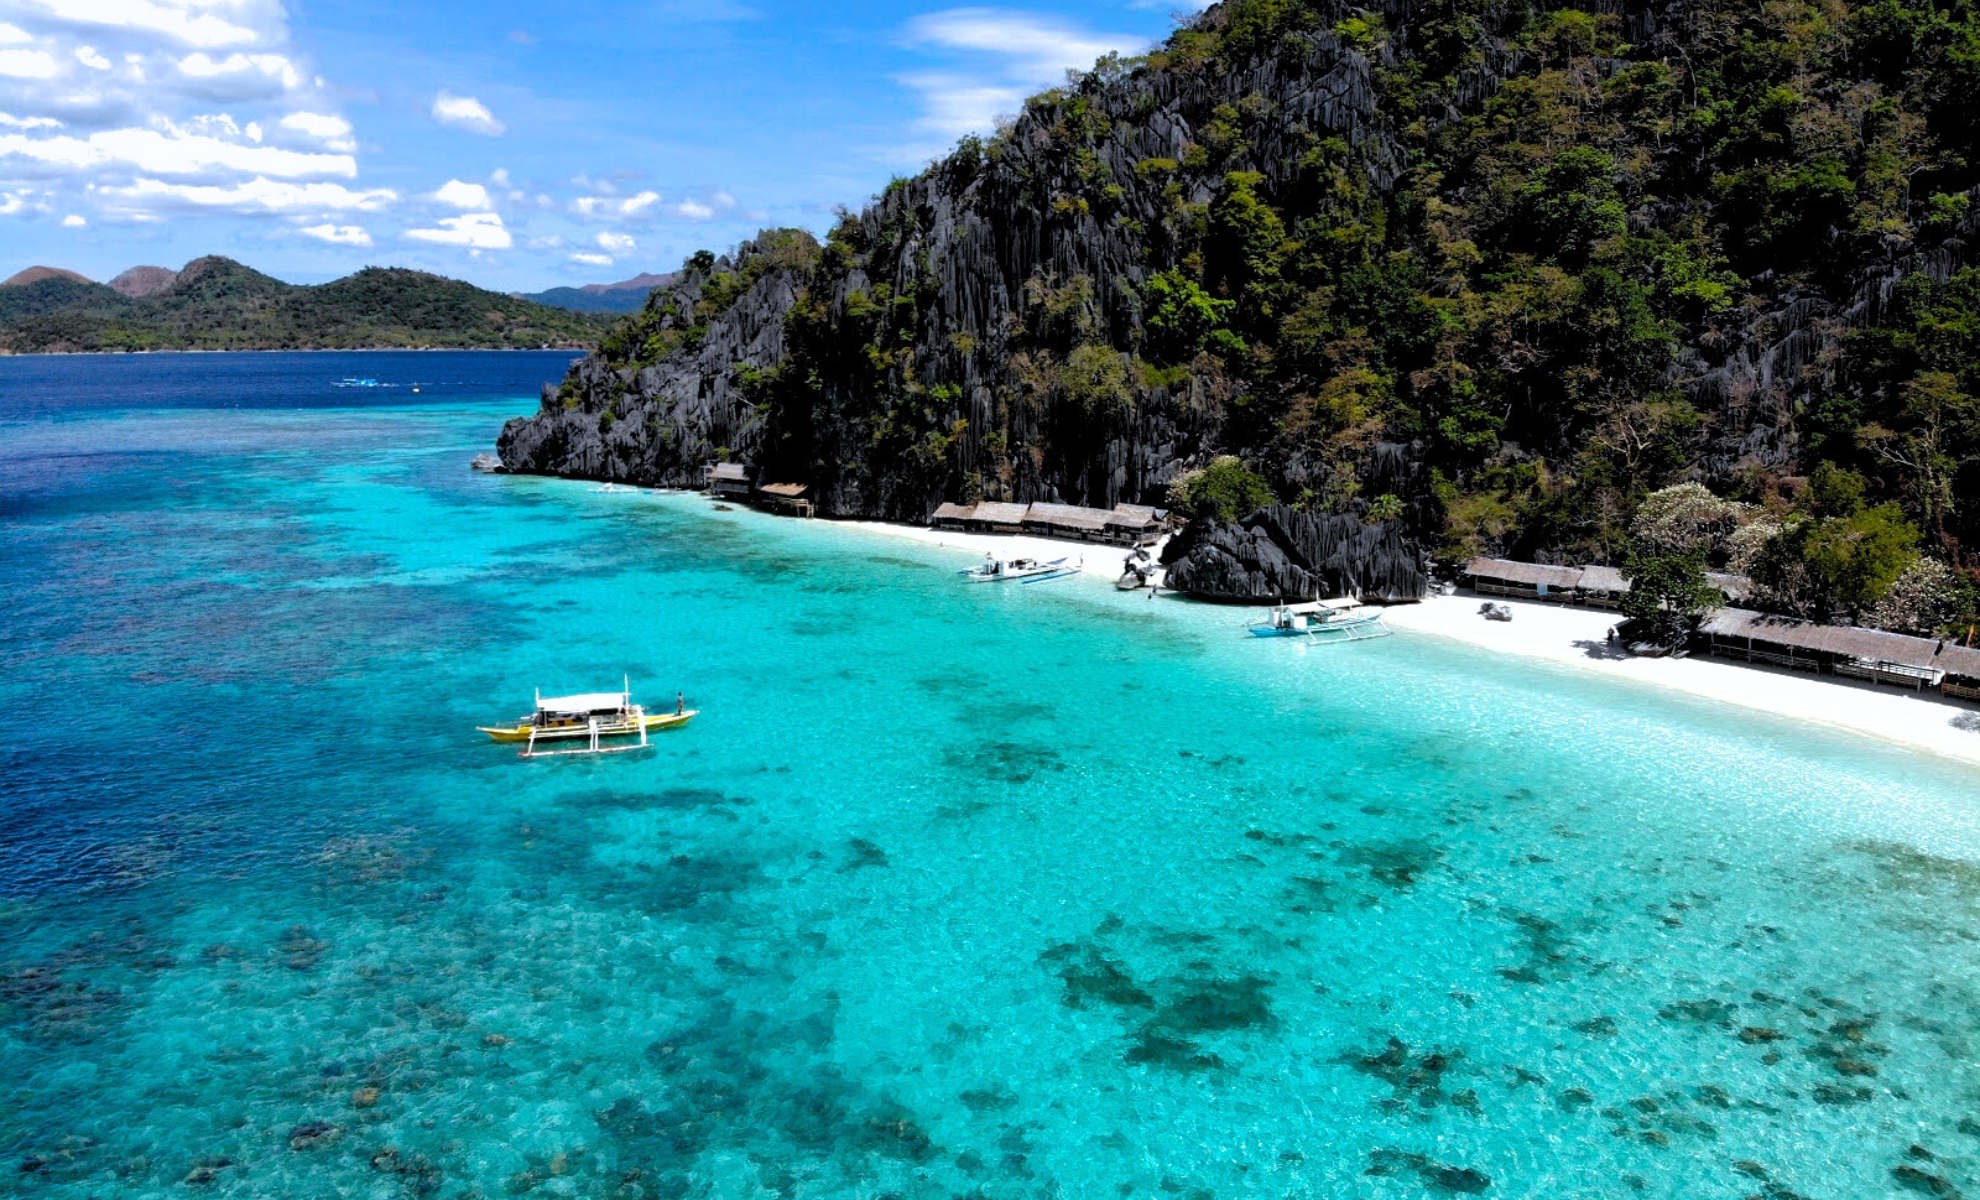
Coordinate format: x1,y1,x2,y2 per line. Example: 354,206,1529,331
1463,558,1585,589
1699,609,1980,676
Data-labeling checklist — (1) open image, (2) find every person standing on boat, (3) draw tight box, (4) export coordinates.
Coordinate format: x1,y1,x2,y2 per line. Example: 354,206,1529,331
676,692,685,716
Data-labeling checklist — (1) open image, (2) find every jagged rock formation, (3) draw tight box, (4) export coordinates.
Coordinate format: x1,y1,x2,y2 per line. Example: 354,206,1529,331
497,0,1980,569
1164,505,1425,601
497,6,1406,516
498,234,807,484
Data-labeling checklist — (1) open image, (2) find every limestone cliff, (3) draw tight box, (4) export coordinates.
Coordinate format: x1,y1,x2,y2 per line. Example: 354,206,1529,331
498,0,1980,576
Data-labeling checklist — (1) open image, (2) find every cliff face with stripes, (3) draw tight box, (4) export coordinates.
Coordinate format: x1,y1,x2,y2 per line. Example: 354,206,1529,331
499,14,1402,519
500,0,1980,572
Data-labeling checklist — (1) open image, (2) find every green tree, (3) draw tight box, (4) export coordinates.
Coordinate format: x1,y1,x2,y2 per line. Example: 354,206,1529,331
1142,270,1235,363
1521,146,1626,265
1802,504,1920,615
1169,455,1276,522
1621,549,1719,648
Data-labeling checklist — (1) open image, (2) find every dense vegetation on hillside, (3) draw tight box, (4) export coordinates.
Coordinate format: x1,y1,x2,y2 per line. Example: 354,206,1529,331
0,258,607,352
504,0,1980,635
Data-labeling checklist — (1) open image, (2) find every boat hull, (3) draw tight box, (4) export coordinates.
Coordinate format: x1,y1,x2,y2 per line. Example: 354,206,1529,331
1249,615,1391,641
477,710,698,743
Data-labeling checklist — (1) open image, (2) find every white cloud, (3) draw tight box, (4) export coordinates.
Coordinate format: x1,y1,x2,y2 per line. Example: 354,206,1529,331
100,176,396,212
278,110,351,149
0,0,370,230
432,178,490,209
0,49,59,78
489,166,510,186
61,212,83,225
619,189,659,214
14,0,259,49
405,210,510,249
431,90,503,136
0,125,355,177
900,9,1147,139
906,9,1140,77
177,52,302,96
668,191,745,221
597,230,634,251
570,251,612,265
299,222,370,245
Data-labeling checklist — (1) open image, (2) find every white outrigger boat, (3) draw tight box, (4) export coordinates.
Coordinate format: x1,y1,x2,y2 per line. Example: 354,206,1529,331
1249,598,1391,642
960,553,1081,584
477,679,697,758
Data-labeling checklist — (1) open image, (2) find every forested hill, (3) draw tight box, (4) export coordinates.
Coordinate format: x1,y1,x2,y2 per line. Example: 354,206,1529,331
0,258,609,352
499,0,1980,622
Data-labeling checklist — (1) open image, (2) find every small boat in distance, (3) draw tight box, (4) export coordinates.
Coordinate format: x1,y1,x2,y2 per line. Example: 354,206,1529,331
960,553,1081,585
478,679,696,758
1250,598,1391,642
332,377,386,388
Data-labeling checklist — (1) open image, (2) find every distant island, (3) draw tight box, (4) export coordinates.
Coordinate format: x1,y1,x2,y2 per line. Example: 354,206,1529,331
0,258,611,353
516,271,678,314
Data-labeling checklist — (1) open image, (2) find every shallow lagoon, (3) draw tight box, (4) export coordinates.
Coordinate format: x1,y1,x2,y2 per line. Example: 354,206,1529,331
5,355,1980,1198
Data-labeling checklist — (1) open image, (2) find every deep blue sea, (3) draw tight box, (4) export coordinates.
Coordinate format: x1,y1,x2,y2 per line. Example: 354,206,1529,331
6,351,1980,1200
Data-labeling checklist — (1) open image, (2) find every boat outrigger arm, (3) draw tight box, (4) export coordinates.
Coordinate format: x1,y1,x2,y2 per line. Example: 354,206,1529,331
477,675,698,758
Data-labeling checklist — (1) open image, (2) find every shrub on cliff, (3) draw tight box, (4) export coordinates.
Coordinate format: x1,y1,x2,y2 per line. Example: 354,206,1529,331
1168,456,1276,523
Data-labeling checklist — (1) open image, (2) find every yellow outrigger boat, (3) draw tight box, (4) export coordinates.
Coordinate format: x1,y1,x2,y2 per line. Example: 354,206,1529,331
478,680,697,758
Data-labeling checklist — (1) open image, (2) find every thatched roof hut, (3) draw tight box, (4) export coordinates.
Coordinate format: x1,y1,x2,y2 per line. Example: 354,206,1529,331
1698,608,1980,692
1463,558,1584,600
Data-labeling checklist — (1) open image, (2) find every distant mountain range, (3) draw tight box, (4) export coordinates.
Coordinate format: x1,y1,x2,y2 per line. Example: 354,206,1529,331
517,271,675,314
0,258,610,353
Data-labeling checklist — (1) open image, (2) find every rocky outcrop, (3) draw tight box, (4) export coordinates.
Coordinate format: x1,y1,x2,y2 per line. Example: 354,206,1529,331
1163,505,1425,602
498,233,806,486
495,7,1402,515
493,0,1977,559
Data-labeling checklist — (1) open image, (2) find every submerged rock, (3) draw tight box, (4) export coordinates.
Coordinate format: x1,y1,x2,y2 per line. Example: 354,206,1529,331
287,1120,339,1150
1893,1164,1960,1197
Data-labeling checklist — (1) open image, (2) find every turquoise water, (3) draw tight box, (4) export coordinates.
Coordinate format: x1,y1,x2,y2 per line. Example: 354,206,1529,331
7,358,1980,1199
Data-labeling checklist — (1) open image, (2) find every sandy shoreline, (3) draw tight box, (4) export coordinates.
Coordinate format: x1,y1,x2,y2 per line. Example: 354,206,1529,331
824,513,1980,769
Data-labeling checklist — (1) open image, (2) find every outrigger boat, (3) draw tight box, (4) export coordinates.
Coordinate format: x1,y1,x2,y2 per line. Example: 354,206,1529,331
1249,598,1391,642
477,678,696,758
960,553,1081,584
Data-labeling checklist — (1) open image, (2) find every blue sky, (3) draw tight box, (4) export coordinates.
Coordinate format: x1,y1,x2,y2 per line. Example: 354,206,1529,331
0,0,1200,292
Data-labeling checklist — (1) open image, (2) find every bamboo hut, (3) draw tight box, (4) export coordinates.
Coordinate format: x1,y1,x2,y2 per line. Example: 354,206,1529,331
1462,558,1585,602
703,461,752,498
756,482,814,517
1696,609,1980,694
1576,565,1630,609
931,501,1161,545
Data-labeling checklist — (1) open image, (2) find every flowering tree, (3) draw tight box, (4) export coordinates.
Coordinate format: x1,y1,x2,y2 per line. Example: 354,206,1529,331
1866,557,1970,637
1629,483,1751,562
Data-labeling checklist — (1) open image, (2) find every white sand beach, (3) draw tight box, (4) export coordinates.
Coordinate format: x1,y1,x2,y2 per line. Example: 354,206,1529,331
825,512,1980,768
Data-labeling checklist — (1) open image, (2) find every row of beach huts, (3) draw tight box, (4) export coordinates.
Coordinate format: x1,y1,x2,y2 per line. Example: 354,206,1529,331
698,464,1980,705
705,462,1166,547
1464,557,1980,702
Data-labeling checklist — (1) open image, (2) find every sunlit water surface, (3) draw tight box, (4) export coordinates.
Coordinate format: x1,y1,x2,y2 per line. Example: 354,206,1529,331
5,352,1980,1200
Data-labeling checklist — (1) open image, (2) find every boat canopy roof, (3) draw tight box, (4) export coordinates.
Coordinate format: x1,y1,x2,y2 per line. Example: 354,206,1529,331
537,691,630,713
1276,598,1365,615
